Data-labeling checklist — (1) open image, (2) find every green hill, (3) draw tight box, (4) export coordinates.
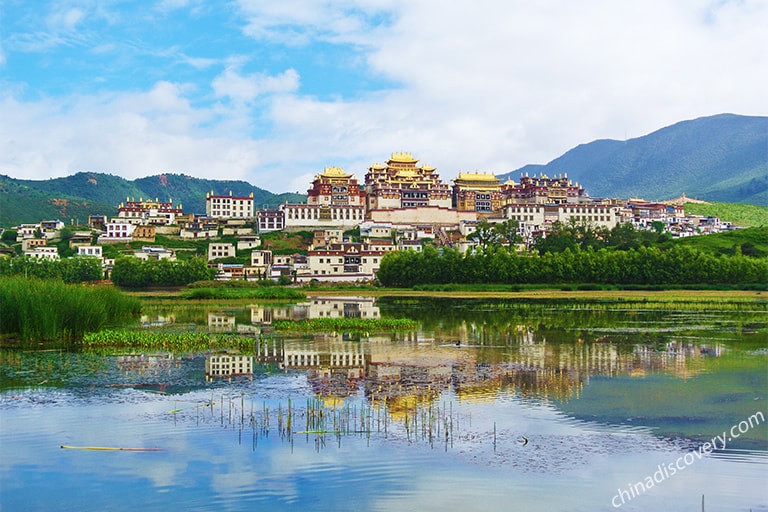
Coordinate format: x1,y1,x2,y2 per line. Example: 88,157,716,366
682,201,767,227
667,226,768,258
500,114,768,205
0,173,306,227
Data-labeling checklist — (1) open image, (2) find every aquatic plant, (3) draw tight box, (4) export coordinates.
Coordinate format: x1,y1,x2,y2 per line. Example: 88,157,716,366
81,329,260,353
272,317,419,333
0,277,141,342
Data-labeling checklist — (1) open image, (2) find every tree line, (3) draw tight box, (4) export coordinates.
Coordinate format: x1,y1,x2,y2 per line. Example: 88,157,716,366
0,256,103,283
110,256,214,288
376,244,767,287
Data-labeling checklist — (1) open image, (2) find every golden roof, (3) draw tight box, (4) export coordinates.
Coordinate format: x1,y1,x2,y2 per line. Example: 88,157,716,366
389,152,417,163
320,166,350,177
455,171,499,182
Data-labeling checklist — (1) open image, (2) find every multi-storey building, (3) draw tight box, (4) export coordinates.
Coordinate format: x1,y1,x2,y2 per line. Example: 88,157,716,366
250,250,273,278
24,246,59,260
282,203,365,230
301,241,394,283
208,242,235,261
98,220,136,243
452,172,504,212
205,191,254,219
307,166,365,207
282,166,365,230
364,153,452,211
503,203,621,229
117,198,183,225
257,209,285,233
501,173,585,205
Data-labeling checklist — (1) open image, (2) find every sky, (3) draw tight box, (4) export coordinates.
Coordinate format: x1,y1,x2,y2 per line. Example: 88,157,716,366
1,0,767,194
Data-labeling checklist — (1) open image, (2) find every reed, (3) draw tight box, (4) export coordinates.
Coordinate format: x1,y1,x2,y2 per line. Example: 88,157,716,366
0,277,141,342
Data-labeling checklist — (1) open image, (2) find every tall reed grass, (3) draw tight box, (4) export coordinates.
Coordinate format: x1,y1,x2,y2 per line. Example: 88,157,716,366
0,277,141,342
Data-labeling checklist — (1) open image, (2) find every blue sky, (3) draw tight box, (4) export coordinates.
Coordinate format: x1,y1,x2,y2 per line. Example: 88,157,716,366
1,0,766,193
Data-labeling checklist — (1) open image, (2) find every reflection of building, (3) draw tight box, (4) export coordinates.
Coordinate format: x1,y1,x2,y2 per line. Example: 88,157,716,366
206,354,253,379
306,296,379,319
117,353,180,374
208,313,236,332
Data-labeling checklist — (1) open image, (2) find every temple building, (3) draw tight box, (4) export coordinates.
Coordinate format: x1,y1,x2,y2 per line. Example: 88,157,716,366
117,197,183,225
307,167,365,207
364,153,452,212
452,172,503,212
501,173,585,205
282,166,366,230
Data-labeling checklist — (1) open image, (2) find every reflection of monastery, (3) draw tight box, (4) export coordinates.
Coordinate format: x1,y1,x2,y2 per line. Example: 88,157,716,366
198,298,721,401
247,332,719,406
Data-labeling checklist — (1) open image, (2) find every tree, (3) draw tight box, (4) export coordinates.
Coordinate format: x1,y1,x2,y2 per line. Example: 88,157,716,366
1,229,17,242
468,220,502,250
494,219,522,247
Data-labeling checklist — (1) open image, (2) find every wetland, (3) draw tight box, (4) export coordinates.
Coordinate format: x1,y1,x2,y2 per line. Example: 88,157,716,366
1,292,767,511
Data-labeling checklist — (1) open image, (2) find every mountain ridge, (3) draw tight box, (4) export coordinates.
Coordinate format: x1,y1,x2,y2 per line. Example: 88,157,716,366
0,172,305,226
499,113,767,204
1,113,765,227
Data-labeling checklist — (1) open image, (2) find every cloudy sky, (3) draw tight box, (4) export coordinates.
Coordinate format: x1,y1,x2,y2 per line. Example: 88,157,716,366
1,0,766,193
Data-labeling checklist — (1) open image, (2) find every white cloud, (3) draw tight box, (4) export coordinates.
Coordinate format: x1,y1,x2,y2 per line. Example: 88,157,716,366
212,67,300,104
1,0,767,194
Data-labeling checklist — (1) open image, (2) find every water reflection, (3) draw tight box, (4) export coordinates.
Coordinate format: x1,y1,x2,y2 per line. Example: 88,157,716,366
2,295,767,511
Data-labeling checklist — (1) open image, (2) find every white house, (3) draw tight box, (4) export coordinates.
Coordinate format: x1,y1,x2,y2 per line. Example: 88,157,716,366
98,221,136,243
77,246,103,258
208,242,236,261
25,246,59,260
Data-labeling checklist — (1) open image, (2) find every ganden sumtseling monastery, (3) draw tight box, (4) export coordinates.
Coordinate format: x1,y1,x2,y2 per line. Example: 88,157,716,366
21,152,724,282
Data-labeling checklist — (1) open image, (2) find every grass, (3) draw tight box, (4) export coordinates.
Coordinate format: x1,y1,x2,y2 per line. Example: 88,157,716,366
181,286,306,301
667,226,768,258
683,202,768,227
0,277,141,342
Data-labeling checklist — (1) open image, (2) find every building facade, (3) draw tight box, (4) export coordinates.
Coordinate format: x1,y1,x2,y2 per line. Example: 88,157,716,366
257,209,285,233
117,198,183,225
364,153,452,211
205,191,255,219
307,167,365,207
452,172,504,212
501,173,585,205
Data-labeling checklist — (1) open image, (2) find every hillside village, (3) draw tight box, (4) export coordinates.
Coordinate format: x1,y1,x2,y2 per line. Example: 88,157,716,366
4,152,734,283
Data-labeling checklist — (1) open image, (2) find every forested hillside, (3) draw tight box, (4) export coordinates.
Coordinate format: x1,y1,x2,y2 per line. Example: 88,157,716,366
499,114,767,205
0,172,305,226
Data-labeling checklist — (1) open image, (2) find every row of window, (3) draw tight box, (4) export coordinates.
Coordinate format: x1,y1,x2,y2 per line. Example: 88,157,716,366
285,208,364,220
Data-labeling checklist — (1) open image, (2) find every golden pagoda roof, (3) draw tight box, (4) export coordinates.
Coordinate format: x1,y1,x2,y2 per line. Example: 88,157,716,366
389,152,417,163
455,171,499,182
320,166,350,177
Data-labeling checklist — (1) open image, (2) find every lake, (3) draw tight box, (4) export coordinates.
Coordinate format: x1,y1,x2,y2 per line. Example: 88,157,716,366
1,295,767,511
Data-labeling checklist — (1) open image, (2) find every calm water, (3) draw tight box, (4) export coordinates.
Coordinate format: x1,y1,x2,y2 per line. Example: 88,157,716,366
2,296,767,511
